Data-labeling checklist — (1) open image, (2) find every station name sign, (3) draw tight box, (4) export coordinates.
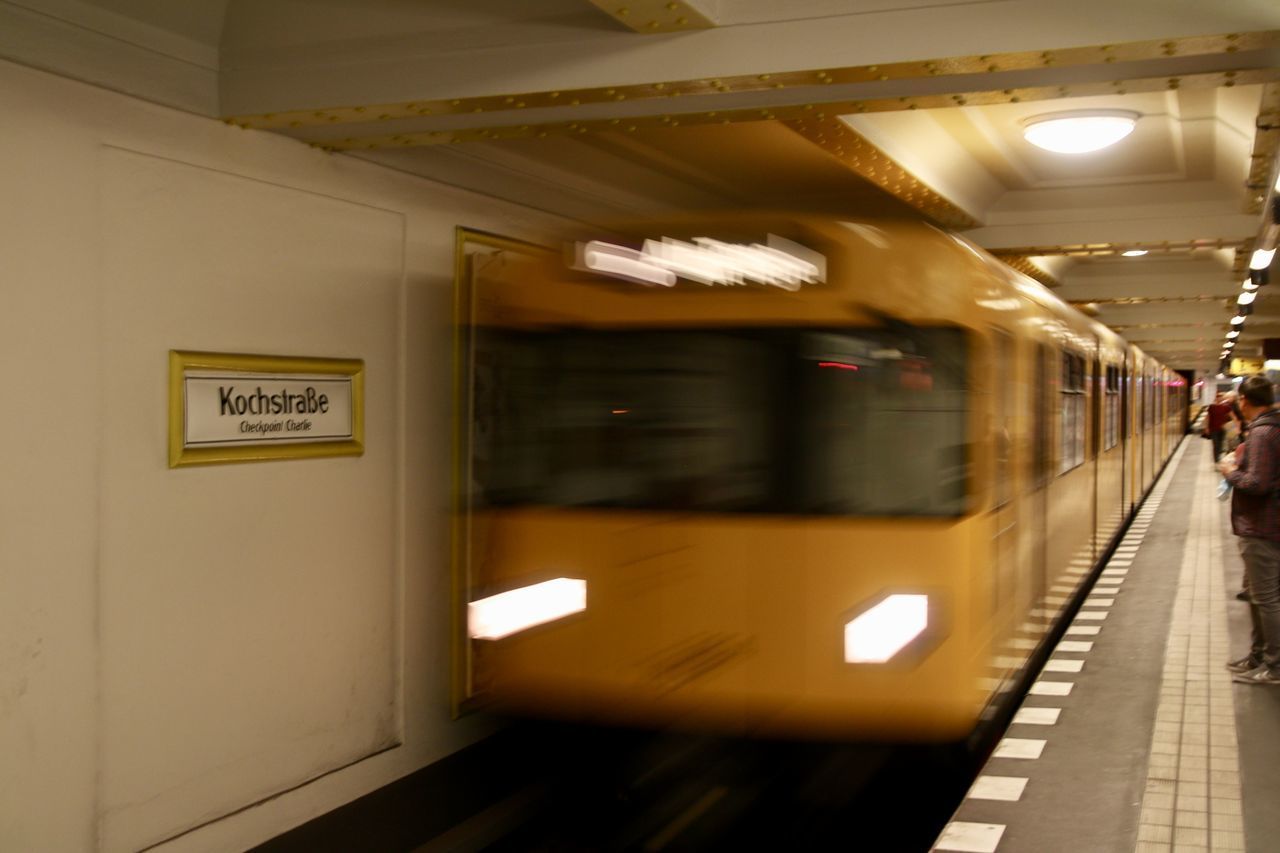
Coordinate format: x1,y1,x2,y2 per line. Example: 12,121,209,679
169,351,364,467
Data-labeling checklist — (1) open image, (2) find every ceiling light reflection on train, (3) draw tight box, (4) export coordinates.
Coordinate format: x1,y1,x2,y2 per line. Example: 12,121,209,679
575,235,824,290
468,578,587,640
843,593,930,664
1251,248,1276,270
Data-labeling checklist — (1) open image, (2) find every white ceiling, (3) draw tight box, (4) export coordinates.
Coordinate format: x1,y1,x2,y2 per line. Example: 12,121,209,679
4,0,1279,376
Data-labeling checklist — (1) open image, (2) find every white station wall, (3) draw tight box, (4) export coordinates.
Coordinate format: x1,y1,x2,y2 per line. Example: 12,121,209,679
0,59,568,852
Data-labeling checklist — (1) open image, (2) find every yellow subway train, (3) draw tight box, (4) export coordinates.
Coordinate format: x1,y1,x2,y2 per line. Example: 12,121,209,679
454,214,1185,741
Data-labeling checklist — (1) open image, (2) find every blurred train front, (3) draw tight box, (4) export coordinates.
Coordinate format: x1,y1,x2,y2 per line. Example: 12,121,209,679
455,214,1159,741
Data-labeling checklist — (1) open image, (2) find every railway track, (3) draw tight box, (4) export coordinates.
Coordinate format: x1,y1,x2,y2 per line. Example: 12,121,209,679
470,720,980,852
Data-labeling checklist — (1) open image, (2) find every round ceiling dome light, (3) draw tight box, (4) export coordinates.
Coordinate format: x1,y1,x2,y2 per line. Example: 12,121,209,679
1022,110,1140,154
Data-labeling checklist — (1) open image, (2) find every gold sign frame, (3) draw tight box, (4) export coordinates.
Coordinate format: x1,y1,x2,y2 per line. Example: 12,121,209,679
168,350,365,468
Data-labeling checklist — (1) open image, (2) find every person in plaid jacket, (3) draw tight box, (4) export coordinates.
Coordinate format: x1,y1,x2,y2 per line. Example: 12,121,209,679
1220,374,1280,685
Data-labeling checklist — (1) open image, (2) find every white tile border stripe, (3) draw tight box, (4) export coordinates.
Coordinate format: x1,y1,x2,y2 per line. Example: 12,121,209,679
934,821,1005,852
992,738,1046,759
1043,658,1084,672
1012,707,1061,725
1029,680,1073,696
967,776,1029,802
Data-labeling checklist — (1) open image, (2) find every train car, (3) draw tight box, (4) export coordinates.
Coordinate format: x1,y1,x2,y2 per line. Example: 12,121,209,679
455,214,1183,742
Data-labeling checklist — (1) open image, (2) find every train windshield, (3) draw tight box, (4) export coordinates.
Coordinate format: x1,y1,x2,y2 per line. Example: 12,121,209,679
471,326,969,516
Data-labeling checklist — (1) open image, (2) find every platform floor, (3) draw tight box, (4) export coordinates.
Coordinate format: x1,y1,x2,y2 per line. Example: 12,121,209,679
934,437,1280,853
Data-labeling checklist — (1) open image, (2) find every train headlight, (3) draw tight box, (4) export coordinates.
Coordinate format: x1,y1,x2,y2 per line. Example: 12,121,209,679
843,593,930,663
469,578,587,640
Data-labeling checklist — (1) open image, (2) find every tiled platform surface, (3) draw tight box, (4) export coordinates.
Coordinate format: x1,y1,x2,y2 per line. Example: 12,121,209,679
934,437,1280,853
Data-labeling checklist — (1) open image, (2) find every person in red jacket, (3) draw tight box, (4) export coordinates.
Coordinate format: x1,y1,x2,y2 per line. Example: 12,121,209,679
1220,375,1280,685
1205,392,1233,462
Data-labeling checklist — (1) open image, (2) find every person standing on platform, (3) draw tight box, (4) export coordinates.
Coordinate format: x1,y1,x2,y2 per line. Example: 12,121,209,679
1226,392,1246,454
1220,375,1280,685
1205,393,1232,463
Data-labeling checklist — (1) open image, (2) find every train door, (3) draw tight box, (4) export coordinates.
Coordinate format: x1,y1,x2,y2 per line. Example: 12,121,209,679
1098,357,1124,547
1090,352,1102,559
1029,342,1052,624
1156,369,1166,464
991,330,1016,618
1145,362,1157,489
1120,352,1130,512
1141,361,1152,494
1127,350,1142,512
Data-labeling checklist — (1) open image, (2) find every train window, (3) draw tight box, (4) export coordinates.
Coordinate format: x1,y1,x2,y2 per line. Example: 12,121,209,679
1033,345,1051,488
1058,352,1086,474
1120,362,1130,440
797,327,969,516
473,329,777,511
1104,365,1120,450
471,325,970,516
1152,363,1162,425
1135,370,1144,433
1158,375,1165,425
1089,357,1101,461
1154,372,1161,426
